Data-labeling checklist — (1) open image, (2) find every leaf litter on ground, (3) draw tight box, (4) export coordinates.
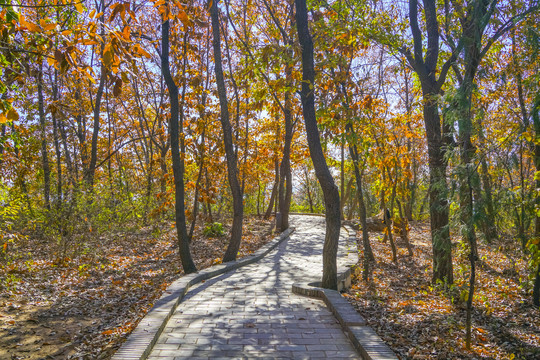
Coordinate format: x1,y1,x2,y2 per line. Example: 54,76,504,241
345,222,540,360
0,216,275,359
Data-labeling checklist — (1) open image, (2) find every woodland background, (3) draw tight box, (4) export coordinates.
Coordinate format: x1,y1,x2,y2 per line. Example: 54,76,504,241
0,0,539,359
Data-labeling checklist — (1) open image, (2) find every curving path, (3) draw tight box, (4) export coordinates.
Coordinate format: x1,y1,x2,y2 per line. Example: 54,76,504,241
147,215,360,359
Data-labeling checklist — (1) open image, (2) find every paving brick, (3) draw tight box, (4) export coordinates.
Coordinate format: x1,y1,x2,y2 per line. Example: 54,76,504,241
139,216,361,359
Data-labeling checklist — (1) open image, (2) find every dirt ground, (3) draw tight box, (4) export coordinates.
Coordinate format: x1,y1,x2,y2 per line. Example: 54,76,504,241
346,222,540,360
0,217,275,360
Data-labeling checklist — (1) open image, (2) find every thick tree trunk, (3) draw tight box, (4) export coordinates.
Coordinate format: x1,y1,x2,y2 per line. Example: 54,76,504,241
407,0,454,283
161,6,197,274
211,0,244,262
424,101,453,283
296,0,341,290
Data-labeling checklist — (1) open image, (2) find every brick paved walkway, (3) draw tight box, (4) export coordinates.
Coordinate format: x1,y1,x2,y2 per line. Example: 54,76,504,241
147,215,360,359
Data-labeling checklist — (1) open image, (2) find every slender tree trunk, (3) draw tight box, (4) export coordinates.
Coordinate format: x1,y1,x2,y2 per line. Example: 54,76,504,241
265,181,278,219
340,137,345,219
465,175,477,350
381,177,398,263
211,0,244,262
305,165,314,213
477,116,498,242
37,64,51,210
161,4,197,274
348,141,375,274
404,64,416,221
257,178,261,217
51,70,62,208
397,200,413,256
264,149,280,219
0,124,5,163
86,0,106,186
205,168,213,222
278,66,293,232
160,147,168,195
347,188,357,220
296,0,341,290
531,94,540,307
189,131,206,240
57,114,74,190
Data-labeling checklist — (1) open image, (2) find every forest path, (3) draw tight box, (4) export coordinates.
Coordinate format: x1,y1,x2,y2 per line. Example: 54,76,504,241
146,214,360,359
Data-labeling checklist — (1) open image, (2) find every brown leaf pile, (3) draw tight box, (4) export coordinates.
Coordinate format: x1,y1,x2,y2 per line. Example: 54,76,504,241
0,216,275,360
345,222,540,360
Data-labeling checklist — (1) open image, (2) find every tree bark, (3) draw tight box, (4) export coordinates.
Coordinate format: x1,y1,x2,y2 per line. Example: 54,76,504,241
337,77,375,274
406,0,454,283
296,0,341,290
210,0,244,262
85,0,106,186
532,93,540,307
278,71,293,232
161,4,197,274
37,63,51,210
50,68,62,208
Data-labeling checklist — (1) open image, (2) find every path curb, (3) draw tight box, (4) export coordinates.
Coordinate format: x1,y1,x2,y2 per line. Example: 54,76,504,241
292,225,398,360
112,227,295,360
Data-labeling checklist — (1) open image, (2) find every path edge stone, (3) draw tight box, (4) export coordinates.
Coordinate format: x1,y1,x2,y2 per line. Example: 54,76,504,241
292,224,398,360
112,226,295,360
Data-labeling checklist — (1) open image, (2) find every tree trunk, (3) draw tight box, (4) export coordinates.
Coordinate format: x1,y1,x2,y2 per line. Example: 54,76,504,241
189,131,206,240
211,0,244,262
51,68,62,208
530,113,538,296
348,138,375,274
407,0,454,283
205,168,214,223
340,136,345,219
0,124,5,163
296,0,341,290
85,0,106,186
278,67,293,232
264,150,280,219
424,101,453,283
477,117,498,242
37,64,51,210
397,200,413,256
305,165,314,213
161,4,197,274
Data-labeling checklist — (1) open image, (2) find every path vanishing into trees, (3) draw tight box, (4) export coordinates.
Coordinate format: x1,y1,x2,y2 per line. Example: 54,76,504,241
146,215,360,359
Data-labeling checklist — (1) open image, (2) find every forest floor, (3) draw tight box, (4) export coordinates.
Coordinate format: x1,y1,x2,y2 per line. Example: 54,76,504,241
0,216,275,360
346,222,540,360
